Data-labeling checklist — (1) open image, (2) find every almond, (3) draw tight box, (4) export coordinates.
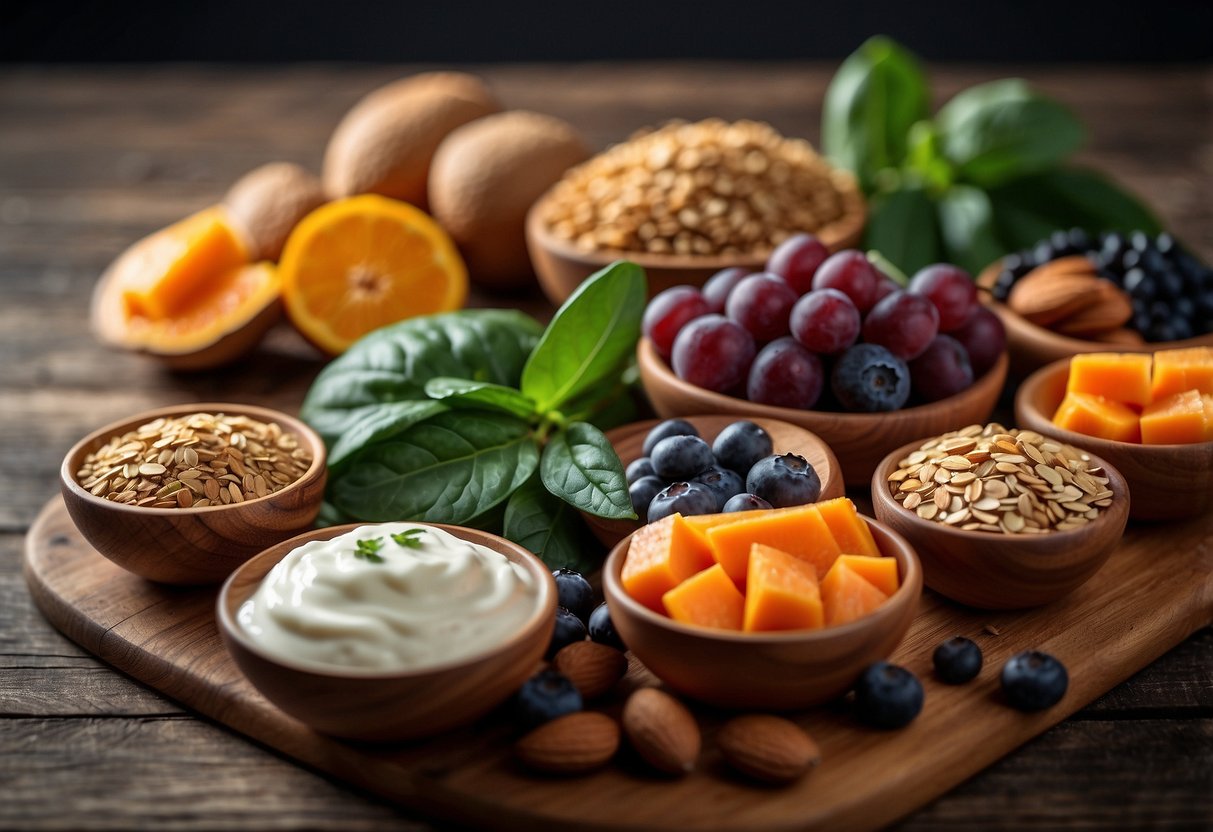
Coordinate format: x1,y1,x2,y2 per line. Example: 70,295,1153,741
622,688,701,775
553,641,628,701
1052,279,1133,336
717,714,821,785
1007,257,1103,326
514,711,620,775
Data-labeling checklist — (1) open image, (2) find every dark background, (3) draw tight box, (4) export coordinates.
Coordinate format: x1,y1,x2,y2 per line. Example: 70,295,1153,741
3,0,1211,63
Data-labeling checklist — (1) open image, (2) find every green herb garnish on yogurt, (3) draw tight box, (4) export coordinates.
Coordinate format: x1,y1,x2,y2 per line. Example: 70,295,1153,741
353,537,385,563
391,528,426,549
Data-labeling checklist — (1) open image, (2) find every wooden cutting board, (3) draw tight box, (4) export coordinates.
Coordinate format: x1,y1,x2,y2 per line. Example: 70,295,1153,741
23,495,1213,831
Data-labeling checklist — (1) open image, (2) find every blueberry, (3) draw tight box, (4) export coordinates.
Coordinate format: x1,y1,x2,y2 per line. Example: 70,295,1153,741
647,481,717,522
692,465,745,510
546,607,587,659
515,669,582,729
1049,229,1074,255
1001,650,1068,711
854,661,924,729
626,456,656,485
1032,241,1055,265
746,453,821,508
552,569,595,624
650,435,715,480
1170,318,1194,340
642,419,699,456
1159,270,1185,300
831,343,911,412
712,420,773,476
1155,232,1176,255
722,492,773,513
588,601,626,651
1123,267,1153,300
629,475,666,522
933,637,983,684
1130,230,1152,252
1067,227,1091,251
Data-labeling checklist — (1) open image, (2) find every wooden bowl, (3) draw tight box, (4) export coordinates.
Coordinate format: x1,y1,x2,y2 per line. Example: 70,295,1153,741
525,188,866,305
585,415,845,549
217,523,556,742
870,439,1130,609
60,402,327,585
602,516,921,709
637,337,1009,487
1014,357,1213,521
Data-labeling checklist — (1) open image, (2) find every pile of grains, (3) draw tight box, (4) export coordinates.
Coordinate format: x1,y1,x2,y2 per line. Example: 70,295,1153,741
540,119,862,257
887,424,1114,534
76,412,312,509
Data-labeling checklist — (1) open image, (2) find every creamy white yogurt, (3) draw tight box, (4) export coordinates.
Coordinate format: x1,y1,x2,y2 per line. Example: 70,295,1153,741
237,523,540,673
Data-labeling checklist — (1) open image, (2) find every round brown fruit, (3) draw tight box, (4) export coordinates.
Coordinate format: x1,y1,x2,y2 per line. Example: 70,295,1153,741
224,162,326,262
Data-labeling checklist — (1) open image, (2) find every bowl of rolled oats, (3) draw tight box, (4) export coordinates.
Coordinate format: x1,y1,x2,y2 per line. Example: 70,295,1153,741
870,423,1129,609
526,119,866,304
61,402,326,585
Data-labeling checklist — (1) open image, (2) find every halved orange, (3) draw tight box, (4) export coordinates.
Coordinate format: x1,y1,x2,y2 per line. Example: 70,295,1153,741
278,194,467,355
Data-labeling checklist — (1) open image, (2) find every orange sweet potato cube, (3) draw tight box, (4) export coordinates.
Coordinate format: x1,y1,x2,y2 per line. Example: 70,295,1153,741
820,559,889,627
834,554,899,597
1066,352,1153,407
1052,391,1141,443
705,504,841,585
1140,390,1207,445
1151,347,1213,400
662,564,745,631
743,544,824,632
815,497,879,556
1204,395,1213,441
621,514,717,612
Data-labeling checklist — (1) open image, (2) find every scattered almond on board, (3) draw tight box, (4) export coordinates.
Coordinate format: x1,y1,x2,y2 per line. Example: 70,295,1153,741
514,712,621,775
552,641,628,702
717,714,821,784
621,688,702,775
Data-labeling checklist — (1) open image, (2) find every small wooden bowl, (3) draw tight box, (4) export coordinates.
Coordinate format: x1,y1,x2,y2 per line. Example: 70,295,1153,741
870,439,1130,609
637,337,1009,487
60,402,327,585
585,414,845,549
602,516,921,709
525,188,866,305
1014,357,1213,521
217,523,556,742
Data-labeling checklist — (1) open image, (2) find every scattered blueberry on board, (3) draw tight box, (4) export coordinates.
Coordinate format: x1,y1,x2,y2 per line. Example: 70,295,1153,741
933,637,983,685
854,661,924,729
1001,650,1069,711
515,670,583,729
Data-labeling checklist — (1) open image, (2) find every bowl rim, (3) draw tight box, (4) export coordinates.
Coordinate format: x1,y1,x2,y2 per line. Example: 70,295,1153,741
637,336,1011,425
60,401,327,516
1016,356,1213,452
870,433,1131,546
602,513,922,645
216,521,557,681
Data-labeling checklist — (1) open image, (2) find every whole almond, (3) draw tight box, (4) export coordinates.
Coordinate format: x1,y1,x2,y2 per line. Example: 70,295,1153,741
717,714,821,785
622,688,701,775
1007,260,1103,326
553,641,628,701
514,712,620,775
1052,280,1133,336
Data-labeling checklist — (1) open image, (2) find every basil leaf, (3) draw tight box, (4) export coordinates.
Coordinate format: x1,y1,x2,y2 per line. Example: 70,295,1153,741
863,185,941,277
823,35,929,190
521,261,646,414
301,310,542,447
936,79,1084,187
424,377,536,420
504,475,600,573
330,411,539,523
937,185,1006,275
327,400,447,468
540,421,635,520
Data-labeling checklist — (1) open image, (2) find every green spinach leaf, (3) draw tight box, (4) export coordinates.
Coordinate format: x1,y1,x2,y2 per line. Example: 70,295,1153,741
540,421,635,520
937,184,1006,274
504,475,600,573
423,377,537,419
327,400,447,468
864,185,942,277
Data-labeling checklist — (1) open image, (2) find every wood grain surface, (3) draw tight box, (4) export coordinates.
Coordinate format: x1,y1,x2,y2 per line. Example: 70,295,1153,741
2,63,1211,830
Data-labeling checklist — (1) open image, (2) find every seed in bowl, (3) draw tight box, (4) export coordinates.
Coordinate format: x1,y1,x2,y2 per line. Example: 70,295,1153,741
886,424,1113,533
75,411,312,508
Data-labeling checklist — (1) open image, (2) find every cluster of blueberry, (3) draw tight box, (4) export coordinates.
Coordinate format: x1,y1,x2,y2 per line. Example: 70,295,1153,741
626,419,822,523
991,229,1213,342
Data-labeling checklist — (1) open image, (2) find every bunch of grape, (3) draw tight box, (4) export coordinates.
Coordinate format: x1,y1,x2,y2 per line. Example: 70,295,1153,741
643,235,1006,412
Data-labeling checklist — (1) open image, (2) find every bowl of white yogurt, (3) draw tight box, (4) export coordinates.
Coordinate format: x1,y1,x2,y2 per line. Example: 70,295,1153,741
217,521,556,742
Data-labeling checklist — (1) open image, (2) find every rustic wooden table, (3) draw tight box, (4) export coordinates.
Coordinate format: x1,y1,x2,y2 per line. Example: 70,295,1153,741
1,63,1210,830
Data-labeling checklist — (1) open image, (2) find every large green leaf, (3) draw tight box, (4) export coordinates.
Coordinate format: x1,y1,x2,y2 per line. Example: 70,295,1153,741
423,377,536,420
863,185,942,277
823,36,930,190
936,79,1084,187
301,310,542,447
937,184,1006,275
327,400,447,468
521,261,646,414
540,422,635,520
330,411,539,523
504,475,600,573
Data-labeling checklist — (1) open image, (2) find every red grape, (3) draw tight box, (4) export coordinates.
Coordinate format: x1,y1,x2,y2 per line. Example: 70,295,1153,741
812,250,882,313
872,277,900,304
725,273,798,342
747,337,824,409
766,233,829,295
702,267,751,314
642,285,710,361
862,290,940,361
908,264,979,332
948,306,1006,376
671,314,757,394
909,335,974,402
789,288,860,355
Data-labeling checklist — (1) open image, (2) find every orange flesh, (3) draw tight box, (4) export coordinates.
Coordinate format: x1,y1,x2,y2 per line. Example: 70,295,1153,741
819,560,889,627
621,514,717,613
815,497,880,556
1140,390,1208,445
1053,391,1142,443
1204,395,1213,441
661,564,745,631
834,554,899,597
706,504,842,586
743,544,824,632
1150,347,1213,399
1066,352,1153,408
